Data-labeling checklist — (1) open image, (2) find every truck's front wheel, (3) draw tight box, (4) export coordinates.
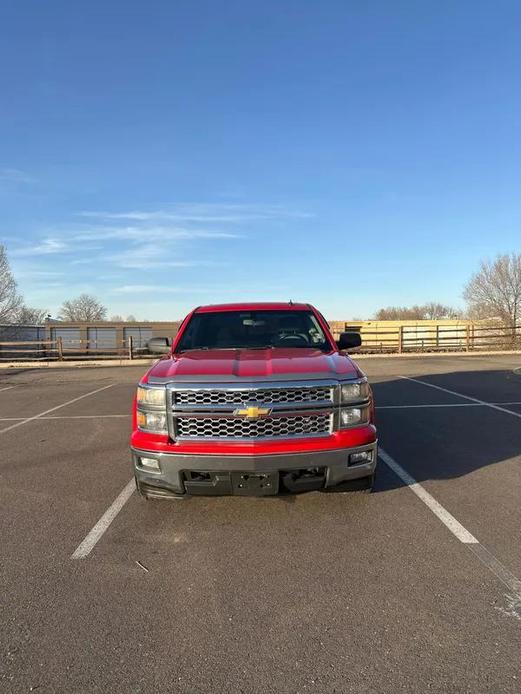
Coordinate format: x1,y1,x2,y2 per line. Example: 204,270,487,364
134,475,186,500
323,473,375,494
134,475,150,499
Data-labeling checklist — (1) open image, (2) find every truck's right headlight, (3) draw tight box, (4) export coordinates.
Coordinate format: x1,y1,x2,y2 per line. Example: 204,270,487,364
339,405,370,428
137,410,167,432
136,385,167,432
137,386,165,407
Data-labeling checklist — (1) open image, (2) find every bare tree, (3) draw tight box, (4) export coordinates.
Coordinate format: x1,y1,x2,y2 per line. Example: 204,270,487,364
0,245,24,322
14,305,49,324
375,305,425,320
58,294,108,321
422,302,461,320
375,303,460,321
464,253,521,327
110,314,137,322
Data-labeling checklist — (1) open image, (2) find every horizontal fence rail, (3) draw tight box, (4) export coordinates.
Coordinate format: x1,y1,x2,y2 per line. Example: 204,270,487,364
0,323,519,361
0,336,143,361
332,323,521,354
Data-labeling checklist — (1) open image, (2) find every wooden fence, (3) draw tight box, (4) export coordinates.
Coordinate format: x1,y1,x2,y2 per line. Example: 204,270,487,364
0,336,138,361
0,322,519,361
340,322,521,353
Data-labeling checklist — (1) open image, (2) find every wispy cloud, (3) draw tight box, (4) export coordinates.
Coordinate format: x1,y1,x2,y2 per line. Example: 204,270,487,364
10,202,308,267
13,269,65,279
113,285,216,294
9,201,312,314
0,167,35,184
9,238,69,257
69,225,240,243
78,203,313,224
105,242,222,270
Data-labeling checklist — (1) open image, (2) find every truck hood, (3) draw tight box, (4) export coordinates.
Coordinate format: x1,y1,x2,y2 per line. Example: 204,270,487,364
146,348,361,384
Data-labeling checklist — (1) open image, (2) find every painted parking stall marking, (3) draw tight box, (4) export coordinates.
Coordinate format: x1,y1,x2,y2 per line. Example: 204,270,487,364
71,478,135,559
0,383,115,434
0,414,130,421
400,375,521,419
379,448,478,544
380,447,521,606
377,400,521,410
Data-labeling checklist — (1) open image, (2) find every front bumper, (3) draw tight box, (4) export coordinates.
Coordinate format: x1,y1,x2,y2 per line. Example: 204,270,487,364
132,441,377,497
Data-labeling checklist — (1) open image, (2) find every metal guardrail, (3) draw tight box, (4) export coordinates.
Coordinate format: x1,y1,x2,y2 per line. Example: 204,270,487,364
0,324,520,361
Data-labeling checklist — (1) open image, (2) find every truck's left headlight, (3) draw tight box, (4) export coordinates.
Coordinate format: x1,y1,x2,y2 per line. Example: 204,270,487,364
340,380,369,403
137,410,167,432
339,405,370,428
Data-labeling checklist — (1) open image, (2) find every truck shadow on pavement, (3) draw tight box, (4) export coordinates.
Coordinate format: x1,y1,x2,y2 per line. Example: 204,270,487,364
370,368,521,493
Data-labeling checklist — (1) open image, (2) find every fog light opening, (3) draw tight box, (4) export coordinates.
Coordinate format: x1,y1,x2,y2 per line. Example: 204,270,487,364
139,456,161,471
348,450,373,466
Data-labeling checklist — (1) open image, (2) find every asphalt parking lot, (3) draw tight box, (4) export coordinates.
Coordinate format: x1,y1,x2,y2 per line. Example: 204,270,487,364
1,354,520,693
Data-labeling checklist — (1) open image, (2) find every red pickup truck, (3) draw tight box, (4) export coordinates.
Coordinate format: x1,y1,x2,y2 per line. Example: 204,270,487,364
130,303,377,498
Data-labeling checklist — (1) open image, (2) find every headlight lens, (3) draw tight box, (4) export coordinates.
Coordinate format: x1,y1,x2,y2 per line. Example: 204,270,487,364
339,406,370,428
137,386,165,407
340,380,369,403
137,410,167,432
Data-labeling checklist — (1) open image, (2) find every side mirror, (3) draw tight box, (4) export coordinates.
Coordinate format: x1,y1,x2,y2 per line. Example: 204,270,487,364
336,331,361,351
147,337,171,354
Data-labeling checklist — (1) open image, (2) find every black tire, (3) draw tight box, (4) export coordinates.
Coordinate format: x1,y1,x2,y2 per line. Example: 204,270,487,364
322,473,375,494
134,475,186,501
134,474,150,500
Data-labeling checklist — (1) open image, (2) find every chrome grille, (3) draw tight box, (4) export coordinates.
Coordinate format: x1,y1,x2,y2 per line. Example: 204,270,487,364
174,386,332,406
176,414,331,439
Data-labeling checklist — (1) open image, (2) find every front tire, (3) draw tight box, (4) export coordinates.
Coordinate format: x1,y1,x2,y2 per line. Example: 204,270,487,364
323,473,375,494
134,474,150,500
134,475,186,500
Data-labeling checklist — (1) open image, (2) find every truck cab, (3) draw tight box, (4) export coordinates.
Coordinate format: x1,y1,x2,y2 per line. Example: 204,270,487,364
131,302,377,498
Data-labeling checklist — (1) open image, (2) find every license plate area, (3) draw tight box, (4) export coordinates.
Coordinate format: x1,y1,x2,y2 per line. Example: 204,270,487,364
231,471,279,496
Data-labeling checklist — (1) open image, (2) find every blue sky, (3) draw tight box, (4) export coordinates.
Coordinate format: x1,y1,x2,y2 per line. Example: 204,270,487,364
1,1,520,319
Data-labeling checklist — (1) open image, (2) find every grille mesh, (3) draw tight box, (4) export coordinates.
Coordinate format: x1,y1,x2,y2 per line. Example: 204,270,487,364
174,386,332,406
176,414,331,439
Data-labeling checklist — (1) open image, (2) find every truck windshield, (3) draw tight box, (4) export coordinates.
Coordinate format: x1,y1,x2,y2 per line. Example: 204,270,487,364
176,311,331,351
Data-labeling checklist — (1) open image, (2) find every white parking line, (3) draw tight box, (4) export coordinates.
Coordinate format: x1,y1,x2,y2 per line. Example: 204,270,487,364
45,414,130,419
71,478,135,559
379,448,478,543
378,401,521,410
379,447,521,601
378,402,482,410
0,384,115,434
400,376,521,419
0,414,130,421
0,385,15,393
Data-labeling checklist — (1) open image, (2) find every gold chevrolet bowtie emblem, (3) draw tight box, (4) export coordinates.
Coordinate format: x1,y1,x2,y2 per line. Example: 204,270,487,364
234,406,272,418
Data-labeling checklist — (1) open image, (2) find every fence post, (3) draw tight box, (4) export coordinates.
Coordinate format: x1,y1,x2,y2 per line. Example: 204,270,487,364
398,326,404,354
465,325,470,352
57,336,63,361
435,325,439,350
128,335,133,360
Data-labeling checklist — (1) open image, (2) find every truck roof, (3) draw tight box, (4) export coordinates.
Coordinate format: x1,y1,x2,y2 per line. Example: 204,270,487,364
194,302,312,313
